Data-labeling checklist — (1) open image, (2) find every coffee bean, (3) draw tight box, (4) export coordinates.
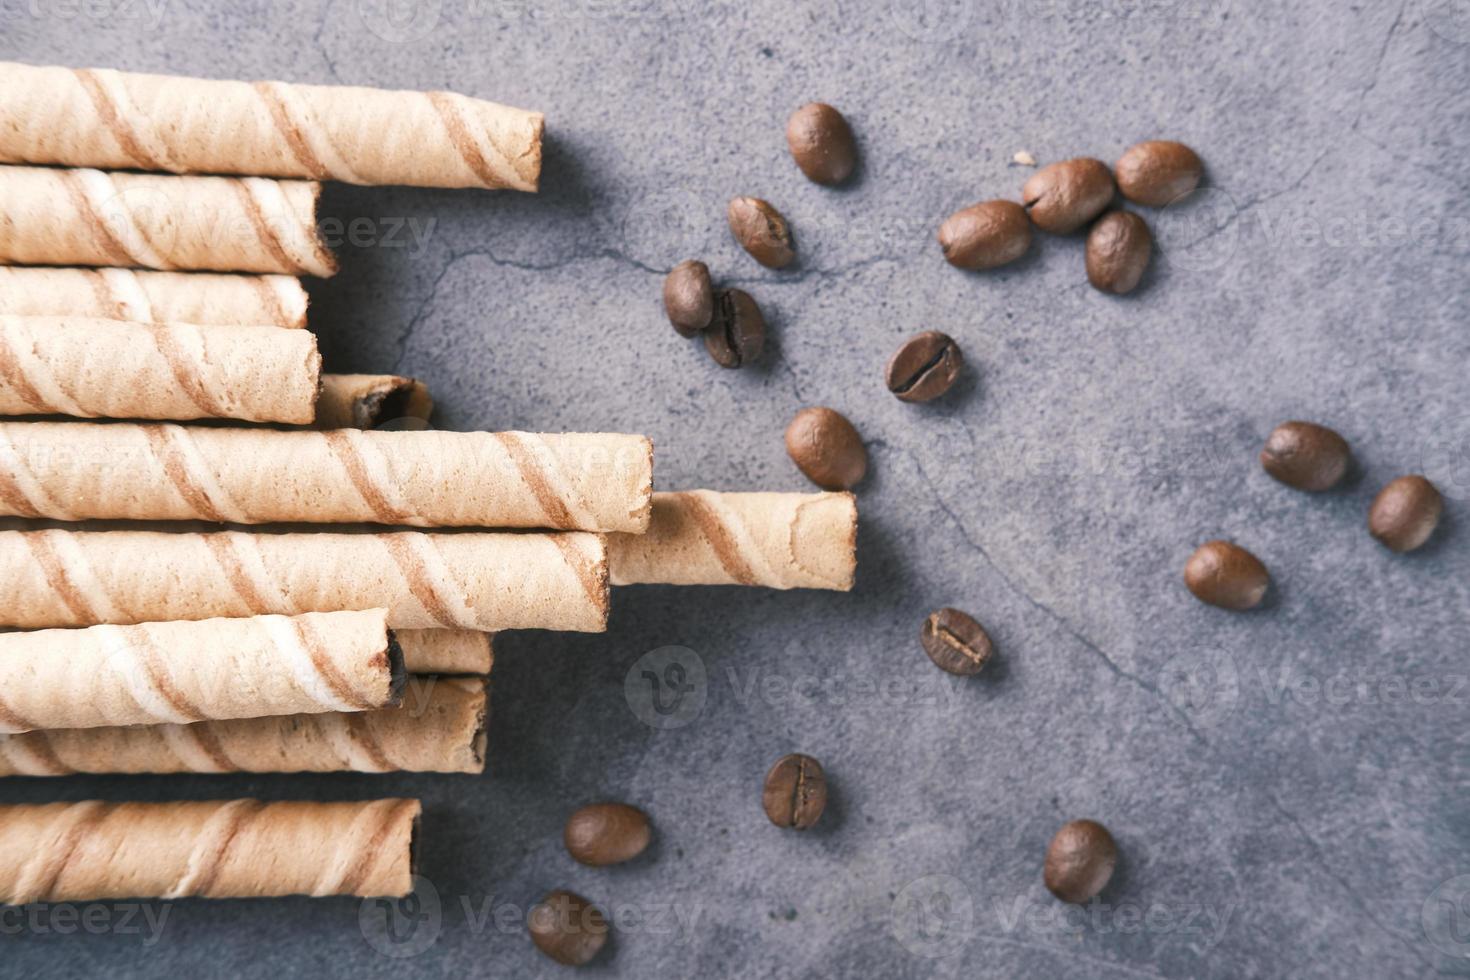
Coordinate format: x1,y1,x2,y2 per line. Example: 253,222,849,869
1184,540,1270,610
1369,475,1443,553
762,753,827,830
937,200,1032,270
1085,211,1153,295
703,288,766,368
564,803,651,867
920,608,993,676
1115,140,1203,207
885,331,963,402
1260,421,1351,492
663,260,714,337
785,407,867,490
1022,158,1116,234
786,102,857,186
1044,819,1117,904
528,890,608,966
728,196,795,269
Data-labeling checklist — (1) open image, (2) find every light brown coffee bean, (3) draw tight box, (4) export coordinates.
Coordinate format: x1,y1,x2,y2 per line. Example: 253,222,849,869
1022,158,1115,234
762,753,827,830
786,103,857,186
728,196,795,269
528,890,608,966
937,200,1031,270
1260,421,1352,492
1115,140,1203,207
785,407,867,490
1044,820,1117,904
885,330,964,402
564,803,652,867
920,608,993,676
1184,540,1270,610
704,288,766,369
1369,475,1443,553
1085,211,1152,294
663,260,714,337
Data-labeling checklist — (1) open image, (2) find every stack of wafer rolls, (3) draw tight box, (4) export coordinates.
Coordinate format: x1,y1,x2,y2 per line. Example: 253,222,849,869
0,267,309,327
0,798,419,902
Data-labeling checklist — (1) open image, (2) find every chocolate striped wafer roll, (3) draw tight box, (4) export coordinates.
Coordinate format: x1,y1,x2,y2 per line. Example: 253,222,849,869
0,165,336,276
0,798,420,903
0,423,650,530
0,609,403,733
609,490,857,590
396,630,493,675
0,676,486,776
316,373,433,430
0,267,308,327
0,528,607,631
0,62,543,191
0,318,319,423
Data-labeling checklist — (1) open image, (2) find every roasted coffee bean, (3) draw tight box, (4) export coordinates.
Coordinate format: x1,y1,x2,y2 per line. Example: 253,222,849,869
920,608,993,676
528,890,608,966
786,102,857,186
1022,158,1116,234
1184,540,1270,610
1115,140,1203,207
762,753,827,830
937,200,1032,270
1369,475,1443,553
1085,211,1153,295
728,196,795,269
885,331,963,402
1260,421,1351,492
785,406,867,490
704,288,766,368
663,260,714,337
564,803,651,867
1044,820,1117,904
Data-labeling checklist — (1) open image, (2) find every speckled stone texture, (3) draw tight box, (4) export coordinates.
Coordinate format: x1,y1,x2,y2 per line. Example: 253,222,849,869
2,1,1468,977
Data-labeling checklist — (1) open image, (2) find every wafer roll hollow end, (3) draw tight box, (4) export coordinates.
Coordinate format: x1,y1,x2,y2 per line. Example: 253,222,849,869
316,374,433,429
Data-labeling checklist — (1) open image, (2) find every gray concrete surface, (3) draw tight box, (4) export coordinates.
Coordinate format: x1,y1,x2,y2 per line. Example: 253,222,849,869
3,0,1469,976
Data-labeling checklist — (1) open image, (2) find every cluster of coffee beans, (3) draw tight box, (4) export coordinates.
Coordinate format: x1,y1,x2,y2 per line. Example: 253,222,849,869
526,802,651,965
938,140,1204,295
1184,421,1444,611
663,260,767,369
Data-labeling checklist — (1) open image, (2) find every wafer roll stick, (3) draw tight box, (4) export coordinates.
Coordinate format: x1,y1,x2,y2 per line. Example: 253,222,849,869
0,267,308,327
317,374,433,430
0,677,486,777
0,166,336,276
397,630,493,675
0,318,319,423
0,609,402,734
0,423,650,530
0,798,419,903
0,62,544,191
609,490,857,590
0,529,608,631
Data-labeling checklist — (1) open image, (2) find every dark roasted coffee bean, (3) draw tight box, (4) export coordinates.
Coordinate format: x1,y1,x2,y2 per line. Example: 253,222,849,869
1085,211,1152,295
786,102,857,185
728,196,795,269
1044,820,1117,904
528,890,608,966
762,753,827,830
1260,421,1351,492
885,331,963,403
920,608,993,676
1022,158,1115,234
1369,475,1443,553
703,288,765,368
938,200,1031,270
564,803,651,867
663,260,714,337
1184,540,1270,610
1115,140,1203,207
785,406,867,490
